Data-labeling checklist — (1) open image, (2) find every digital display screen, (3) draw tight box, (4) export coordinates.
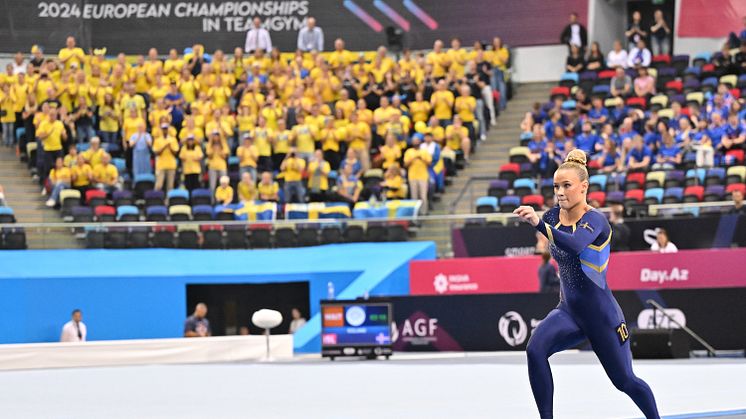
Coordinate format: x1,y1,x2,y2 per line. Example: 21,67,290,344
321,302,392,347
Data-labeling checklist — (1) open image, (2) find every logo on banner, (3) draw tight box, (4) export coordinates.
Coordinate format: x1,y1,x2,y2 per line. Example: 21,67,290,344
432,273,478,294
643,228,662,245
498,311,528,346
392,317,439,345
637,308,687,329
640,267,689,284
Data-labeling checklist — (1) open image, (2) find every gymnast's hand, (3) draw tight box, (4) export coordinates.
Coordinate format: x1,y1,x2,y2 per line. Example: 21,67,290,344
513,205,540,227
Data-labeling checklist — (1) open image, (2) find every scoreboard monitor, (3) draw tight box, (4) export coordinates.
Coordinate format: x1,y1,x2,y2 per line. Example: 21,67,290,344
320,300,393,359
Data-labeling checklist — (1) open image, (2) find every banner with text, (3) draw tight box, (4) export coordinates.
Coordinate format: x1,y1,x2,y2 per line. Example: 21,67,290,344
410,248,746,296
0,0,587,54
391,287,746,351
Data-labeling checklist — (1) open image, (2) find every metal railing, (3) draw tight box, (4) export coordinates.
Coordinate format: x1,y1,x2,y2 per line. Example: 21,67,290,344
646,299,717,357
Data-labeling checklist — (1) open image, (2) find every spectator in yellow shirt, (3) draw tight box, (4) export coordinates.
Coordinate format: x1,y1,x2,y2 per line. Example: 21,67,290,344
215,175,234,206
291,113,317,162
258,171,279,202
335,163,362,205
98,93,120,144
152,123,179,192
378,133,402,170
58,36,86,71
455,84,477,142
272,118,292,170
206,133,228,193
93,153,120,193
491,37,510,111
430,79,455,126
237,172,257,203
426,40,449,79
37,107,67,183
71,154,93,193
178,136,204,191
46,157,71,207
0,83,17,146
236,133,259,181
381,164,406,199
447,38,467,77
81,136,105,168
404,135,432,214
307,150,331,202
409,91,432,124
281,148,307,203
445,116,471,161
334,89,356,119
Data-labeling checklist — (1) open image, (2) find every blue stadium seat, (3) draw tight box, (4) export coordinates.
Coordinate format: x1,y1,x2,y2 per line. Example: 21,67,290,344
643,188,664,204
499,195,520,213
705,167,726,186
145,205,168,221
663,187,684,204
190,188,212,206
591,85,611,98
512,178,536,196
561,100,576,110
686,168,706,186
560,72,579,86
116,205,139,221
589,174,608,192
167,189,190,206
192,205,214,221
692,52,711,66
475,196,498,213
704,185,725,202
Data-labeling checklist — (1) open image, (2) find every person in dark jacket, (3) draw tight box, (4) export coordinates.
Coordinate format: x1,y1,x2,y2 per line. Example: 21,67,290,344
538,252,560,293
560,12,588,55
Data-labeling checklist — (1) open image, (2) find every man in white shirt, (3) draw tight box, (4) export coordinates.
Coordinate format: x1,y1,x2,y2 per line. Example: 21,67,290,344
297,17,324,52
245,17,272,54
11,52,26,75
606,40,628,69
628,39,652,68
60,309,87,342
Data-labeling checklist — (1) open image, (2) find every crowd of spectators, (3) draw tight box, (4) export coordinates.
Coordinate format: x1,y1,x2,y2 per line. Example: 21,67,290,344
527,11,746,182
0,19,511,216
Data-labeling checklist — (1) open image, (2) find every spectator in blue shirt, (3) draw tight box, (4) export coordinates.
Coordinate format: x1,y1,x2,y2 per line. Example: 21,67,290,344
595,138,622,173
692,119,715,168
705,94,730,121
725,112,746,145
708,113,727,150
588,97,609,128
652,132,682,170
667,101,684,129
574,121,601,154
610,98,629,127
626,135,653,171
642,121,661,149
537,140,563,178
599,123,619,148
672,118,694,149
618,117,640,152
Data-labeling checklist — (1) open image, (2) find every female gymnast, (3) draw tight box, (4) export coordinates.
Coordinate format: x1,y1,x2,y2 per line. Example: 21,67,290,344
513,149,659,419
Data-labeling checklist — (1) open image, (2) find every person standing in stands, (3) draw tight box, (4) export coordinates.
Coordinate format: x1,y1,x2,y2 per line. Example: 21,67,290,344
297,17,324,52
560,12,588,55
649,10,671,56
404,134,432,214
60,309,87,342
152,123,179,192
184,303,211,338
244,17,272,54
651,228,677,253
625,11,647,49
538,252,560,293
128,121,153,179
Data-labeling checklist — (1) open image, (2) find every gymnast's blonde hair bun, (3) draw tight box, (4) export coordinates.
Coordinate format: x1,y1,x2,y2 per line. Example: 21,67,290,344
564,149,587,166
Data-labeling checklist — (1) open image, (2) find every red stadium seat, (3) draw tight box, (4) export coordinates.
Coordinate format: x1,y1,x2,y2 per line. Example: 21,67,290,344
588,191,606,207
726,183,746,195
702,63,715,73
598,70,616,79
626,172,646,188
86,189,107,205
499,163,521,175
730,88,741,99
587,159,601,170
684,185,704,201
652,54,671,64
626,97,647,109
94,205,116,222
550,86,570,99
521,194,545,209
727,149,745,164
665,80,683,93
624,189,644,204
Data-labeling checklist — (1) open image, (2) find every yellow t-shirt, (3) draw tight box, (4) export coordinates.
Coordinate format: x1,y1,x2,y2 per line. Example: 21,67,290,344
82,148,105,168
71,164,93,187
447,48,468,77
178,127,205,144
58,47,85,70
94,164,119,184
307,160,331,190
178,146,204,175
258,182,279,200
215,185,234,204
431,91,455,120
273,130,292,154
50,167,72,184
380,145,402,169
207,144,228,171
253,127,274,157
454,96,477,123
292,124,317,154
347,122,371,150
38,120,65,151
445,125,469,150
238,182,257,202
409,101,431,124
334,99,356,119
152,136,179,171
385,175,406,199
282,157,306,182
373,107,401,135
404,148,432,181
426,51,448,78
237,144,258,168
98,104,120,132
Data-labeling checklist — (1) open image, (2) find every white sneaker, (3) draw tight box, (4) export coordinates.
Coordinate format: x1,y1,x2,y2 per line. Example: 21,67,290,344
41,188,47,196
491,120,497,127
45,199,55,207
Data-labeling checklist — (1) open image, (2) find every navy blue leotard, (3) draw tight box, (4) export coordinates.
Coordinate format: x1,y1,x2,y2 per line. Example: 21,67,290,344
528,206,659,419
